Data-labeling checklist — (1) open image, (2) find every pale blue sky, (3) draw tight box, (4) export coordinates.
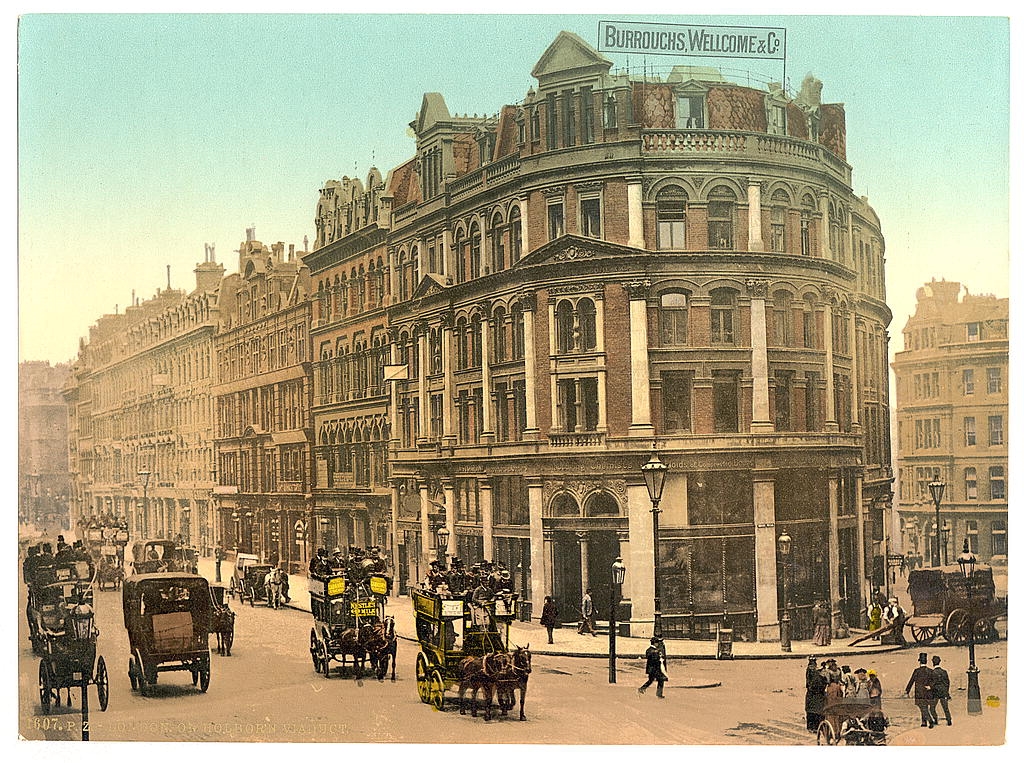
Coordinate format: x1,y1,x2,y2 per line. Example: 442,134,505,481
17,13,1011,364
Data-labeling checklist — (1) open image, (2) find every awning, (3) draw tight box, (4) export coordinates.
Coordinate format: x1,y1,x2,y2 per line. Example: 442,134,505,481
271,431,309,446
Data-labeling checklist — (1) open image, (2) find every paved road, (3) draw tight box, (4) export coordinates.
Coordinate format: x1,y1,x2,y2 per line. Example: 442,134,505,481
19,582,1007,745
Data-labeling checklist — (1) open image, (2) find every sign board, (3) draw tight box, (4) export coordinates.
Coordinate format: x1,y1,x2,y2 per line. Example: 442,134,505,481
350,600,377,618
716,627,734,660
115,530,130,542
327,577,346,596
101,544,117,556
412,591,437,619
383,364,409,382
369,575,390,596
101,528,116,540
598,20,786,61
888,554,905,567
441,600,465,618
87,529,102,541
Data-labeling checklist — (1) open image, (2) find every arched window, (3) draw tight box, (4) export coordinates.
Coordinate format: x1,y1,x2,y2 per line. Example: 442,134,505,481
492,306,508,362
469,222,482,279
509,206,523,264
659,291,689,345
802,293,818,348
470,314,483,367
770,189,789,252
490,213,506,272
555,300,574,354
829,201,841,260
800,194,816,256
710,288,736,345
707,187,736,249
550,493,579,517
429,328,443,375
585,491,619,517
456,317,469,369
453,229,466,283
656,185,687,249
578,298,597,350
772,290,793,346
511,304,526,360
410,246,420,293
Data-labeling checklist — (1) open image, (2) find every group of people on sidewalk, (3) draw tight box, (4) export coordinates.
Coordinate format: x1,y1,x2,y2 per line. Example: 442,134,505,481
805,657,883,731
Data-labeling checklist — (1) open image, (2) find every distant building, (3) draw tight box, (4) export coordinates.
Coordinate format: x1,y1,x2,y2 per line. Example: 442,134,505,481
893,280,1008,564
19,361,71,527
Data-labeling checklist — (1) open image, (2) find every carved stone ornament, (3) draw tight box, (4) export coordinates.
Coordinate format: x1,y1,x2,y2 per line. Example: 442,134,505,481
541,185,566,198
745,278,770,299
439,310,455,329
475,300,493,319
574,181,604,192
821,285,838,304
553,245,596,262
413,319,430,336
549,283,603,297
515,291,537,312
623,279,651,300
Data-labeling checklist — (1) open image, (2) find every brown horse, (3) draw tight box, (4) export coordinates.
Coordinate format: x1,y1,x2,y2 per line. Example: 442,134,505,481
495,645,532,720
457,652,512,720
359,617,397,681
332,626,367,678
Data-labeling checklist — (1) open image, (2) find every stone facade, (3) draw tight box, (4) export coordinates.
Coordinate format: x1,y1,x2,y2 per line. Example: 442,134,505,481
892,280,1008,564
20,361,71,527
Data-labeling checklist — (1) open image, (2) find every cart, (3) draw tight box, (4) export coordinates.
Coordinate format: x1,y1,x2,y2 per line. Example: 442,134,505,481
129,539,193,576
308,567,394,679
122,573,213,695
816,699,888,745
235,563,273,607
905,564,1002,645
412,586,520,714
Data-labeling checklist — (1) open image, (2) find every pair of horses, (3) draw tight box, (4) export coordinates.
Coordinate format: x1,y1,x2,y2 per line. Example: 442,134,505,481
457,645,532,721
325,617,397,681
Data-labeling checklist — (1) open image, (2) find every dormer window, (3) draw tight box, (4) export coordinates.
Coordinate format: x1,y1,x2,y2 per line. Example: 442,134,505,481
676,94,705,129
766,97,787,136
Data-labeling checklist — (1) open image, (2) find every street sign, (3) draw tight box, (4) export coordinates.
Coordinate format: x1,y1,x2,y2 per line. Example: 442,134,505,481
888,554,905,567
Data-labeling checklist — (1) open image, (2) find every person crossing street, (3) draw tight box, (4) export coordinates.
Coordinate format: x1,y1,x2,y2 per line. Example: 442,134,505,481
638,637,667,698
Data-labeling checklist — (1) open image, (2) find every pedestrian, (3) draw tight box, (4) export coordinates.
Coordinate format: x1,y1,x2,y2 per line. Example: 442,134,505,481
930,655,952,726
638,637,667,698
280,567,290,603
882,597,907,645
849,668,871,701
214,546,223,583
866,600,882,633
540,596,559,644
905,652,936,727
813,600,832,646
805,657,828,732
867,669,883,708
578,588,597,636
840,665,858,697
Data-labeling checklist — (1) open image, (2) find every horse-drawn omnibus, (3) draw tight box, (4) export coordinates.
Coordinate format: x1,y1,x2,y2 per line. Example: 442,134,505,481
307,549,396,680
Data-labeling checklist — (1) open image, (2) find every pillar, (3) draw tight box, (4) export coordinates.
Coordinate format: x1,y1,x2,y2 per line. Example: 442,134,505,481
849,307,862,432
480,478,494,561
480,305,494,440
441,313,456,446
626,479,656,638
578,531,590,594
521,292,539,438
528,478,546,610
854,471,867,626
747,278,773,433
823,288,839,432
443,480,455,564
828,471,842,633
747,179,764,252
419,480,432,571
753,470,780,641
627,178,645,249
519,197,530,255
417,326,429,441
819,191,832,259
625,280,654,436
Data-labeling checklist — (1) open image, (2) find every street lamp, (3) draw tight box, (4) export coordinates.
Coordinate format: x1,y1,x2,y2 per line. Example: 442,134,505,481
928,478,945,567
956,539,982,715
138,469,151,538
608,556,627,683
435,525,450,568
181,506,191,547
244,511,255,556
777,529,792,652
232,511,241,552
941,520,951,566
641,452,668,638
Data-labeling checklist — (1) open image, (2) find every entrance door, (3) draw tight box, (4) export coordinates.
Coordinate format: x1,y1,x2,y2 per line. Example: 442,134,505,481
586,530,621,622
552,532,582,622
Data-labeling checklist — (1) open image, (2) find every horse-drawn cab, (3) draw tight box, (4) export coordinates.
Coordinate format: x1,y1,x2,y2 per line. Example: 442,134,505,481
209,584,235,656
237,563,273,606
97,552,125,591
130,539,191,576
906,563,1002,645
308,553,395,680
122,572,213,695
27,559,96,655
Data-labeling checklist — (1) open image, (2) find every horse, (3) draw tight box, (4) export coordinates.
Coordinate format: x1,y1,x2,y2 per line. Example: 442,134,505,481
333,626,367,678
457,652,512,720
360,617,397,682
495,645,532,720
213,607,235,656
264,569,282,609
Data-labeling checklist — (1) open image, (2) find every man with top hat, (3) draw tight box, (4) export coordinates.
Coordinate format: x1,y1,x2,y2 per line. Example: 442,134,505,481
638,637,667,698
805,656,828,731
905,652,936,727
929,655,952,726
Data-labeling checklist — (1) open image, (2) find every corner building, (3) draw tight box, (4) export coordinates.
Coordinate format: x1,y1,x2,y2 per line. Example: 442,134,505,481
892,281,1008,565
316,32,894,640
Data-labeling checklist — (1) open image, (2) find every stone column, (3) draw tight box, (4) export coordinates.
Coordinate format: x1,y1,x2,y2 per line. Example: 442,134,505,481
625,280,654,436
849,305,862,432
442,228,453,280
479,303,494,441
819,191,832,259
747,278,773,433
747,179,764,252
854,470,867,625
390,480,401,588
828,471,842,633
823,288,839,432
419,480,432,572
476,478,493,563
753,469,780,641
441,312,456,446
627,178,645,249
416,323,429,441
527,477,546,608
626,479,655,638
578,531,590,594
520,292,539,438
519,197,530,256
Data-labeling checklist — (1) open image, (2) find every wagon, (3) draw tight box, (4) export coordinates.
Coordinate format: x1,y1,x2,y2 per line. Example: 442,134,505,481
122,573,213,695
905,564,1003,645
816,700,888,745
27,559,94,655
235,563,273,607
129,539,193,576
412,586,519,711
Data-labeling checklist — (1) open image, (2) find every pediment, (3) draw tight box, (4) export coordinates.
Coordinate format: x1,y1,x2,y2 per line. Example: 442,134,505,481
515,234,643,269
531,31,612,81
411,272,451,299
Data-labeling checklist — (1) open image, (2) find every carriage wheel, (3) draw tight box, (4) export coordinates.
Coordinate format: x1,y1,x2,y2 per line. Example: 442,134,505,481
310,629,322,673
429,669,445,711
199,659,211,693
128,656,139,691
38,660,53,715
415,653,431,704
191,668,200,686
135,651,151,696
944,609,971,645
248,587,255,607
910,625,938,645
816,719,838,745
95,656,109,711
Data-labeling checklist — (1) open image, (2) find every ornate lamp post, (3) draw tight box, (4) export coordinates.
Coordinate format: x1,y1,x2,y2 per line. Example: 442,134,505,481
608,556,627,683
181,506,191,547
956,539,982,715
641,452,668,638
232,511,241,553
137,469,151,538
777,529,792,652
928,478,945,567
436,525,450,568
941,520,951,566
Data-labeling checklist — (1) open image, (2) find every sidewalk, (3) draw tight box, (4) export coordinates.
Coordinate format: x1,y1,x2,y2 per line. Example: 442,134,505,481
197,557,903,661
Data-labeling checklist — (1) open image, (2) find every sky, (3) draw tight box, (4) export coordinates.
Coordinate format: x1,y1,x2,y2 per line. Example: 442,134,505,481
16,11,1013,365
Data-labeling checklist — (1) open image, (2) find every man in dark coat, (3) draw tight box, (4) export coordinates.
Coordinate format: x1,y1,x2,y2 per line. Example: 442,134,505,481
805,658,827,732
930,655,952,725
638,637,667,698
905,652,935,727
539,596,559,644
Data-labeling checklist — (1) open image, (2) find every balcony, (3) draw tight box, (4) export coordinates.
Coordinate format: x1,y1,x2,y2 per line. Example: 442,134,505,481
548,431,606,448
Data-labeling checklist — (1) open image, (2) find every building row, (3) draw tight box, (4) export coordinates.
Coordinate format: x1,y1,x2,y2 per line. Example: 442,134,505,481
66,31,900,641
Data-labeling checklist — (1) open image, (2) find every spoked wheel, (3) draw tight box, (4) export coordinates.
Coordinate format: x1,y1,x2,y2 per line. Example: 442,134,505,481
975,619,998,643
910,625,938,645
191,668,200,686
248,587,256,607
310,629,322,673
95,656,109,711
128,656,139,691
38,659,53,715
817,719,838,745
429,669,445,711
199,659,211,693
944,609,971,645
416,653,430,704
135,651,151,696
